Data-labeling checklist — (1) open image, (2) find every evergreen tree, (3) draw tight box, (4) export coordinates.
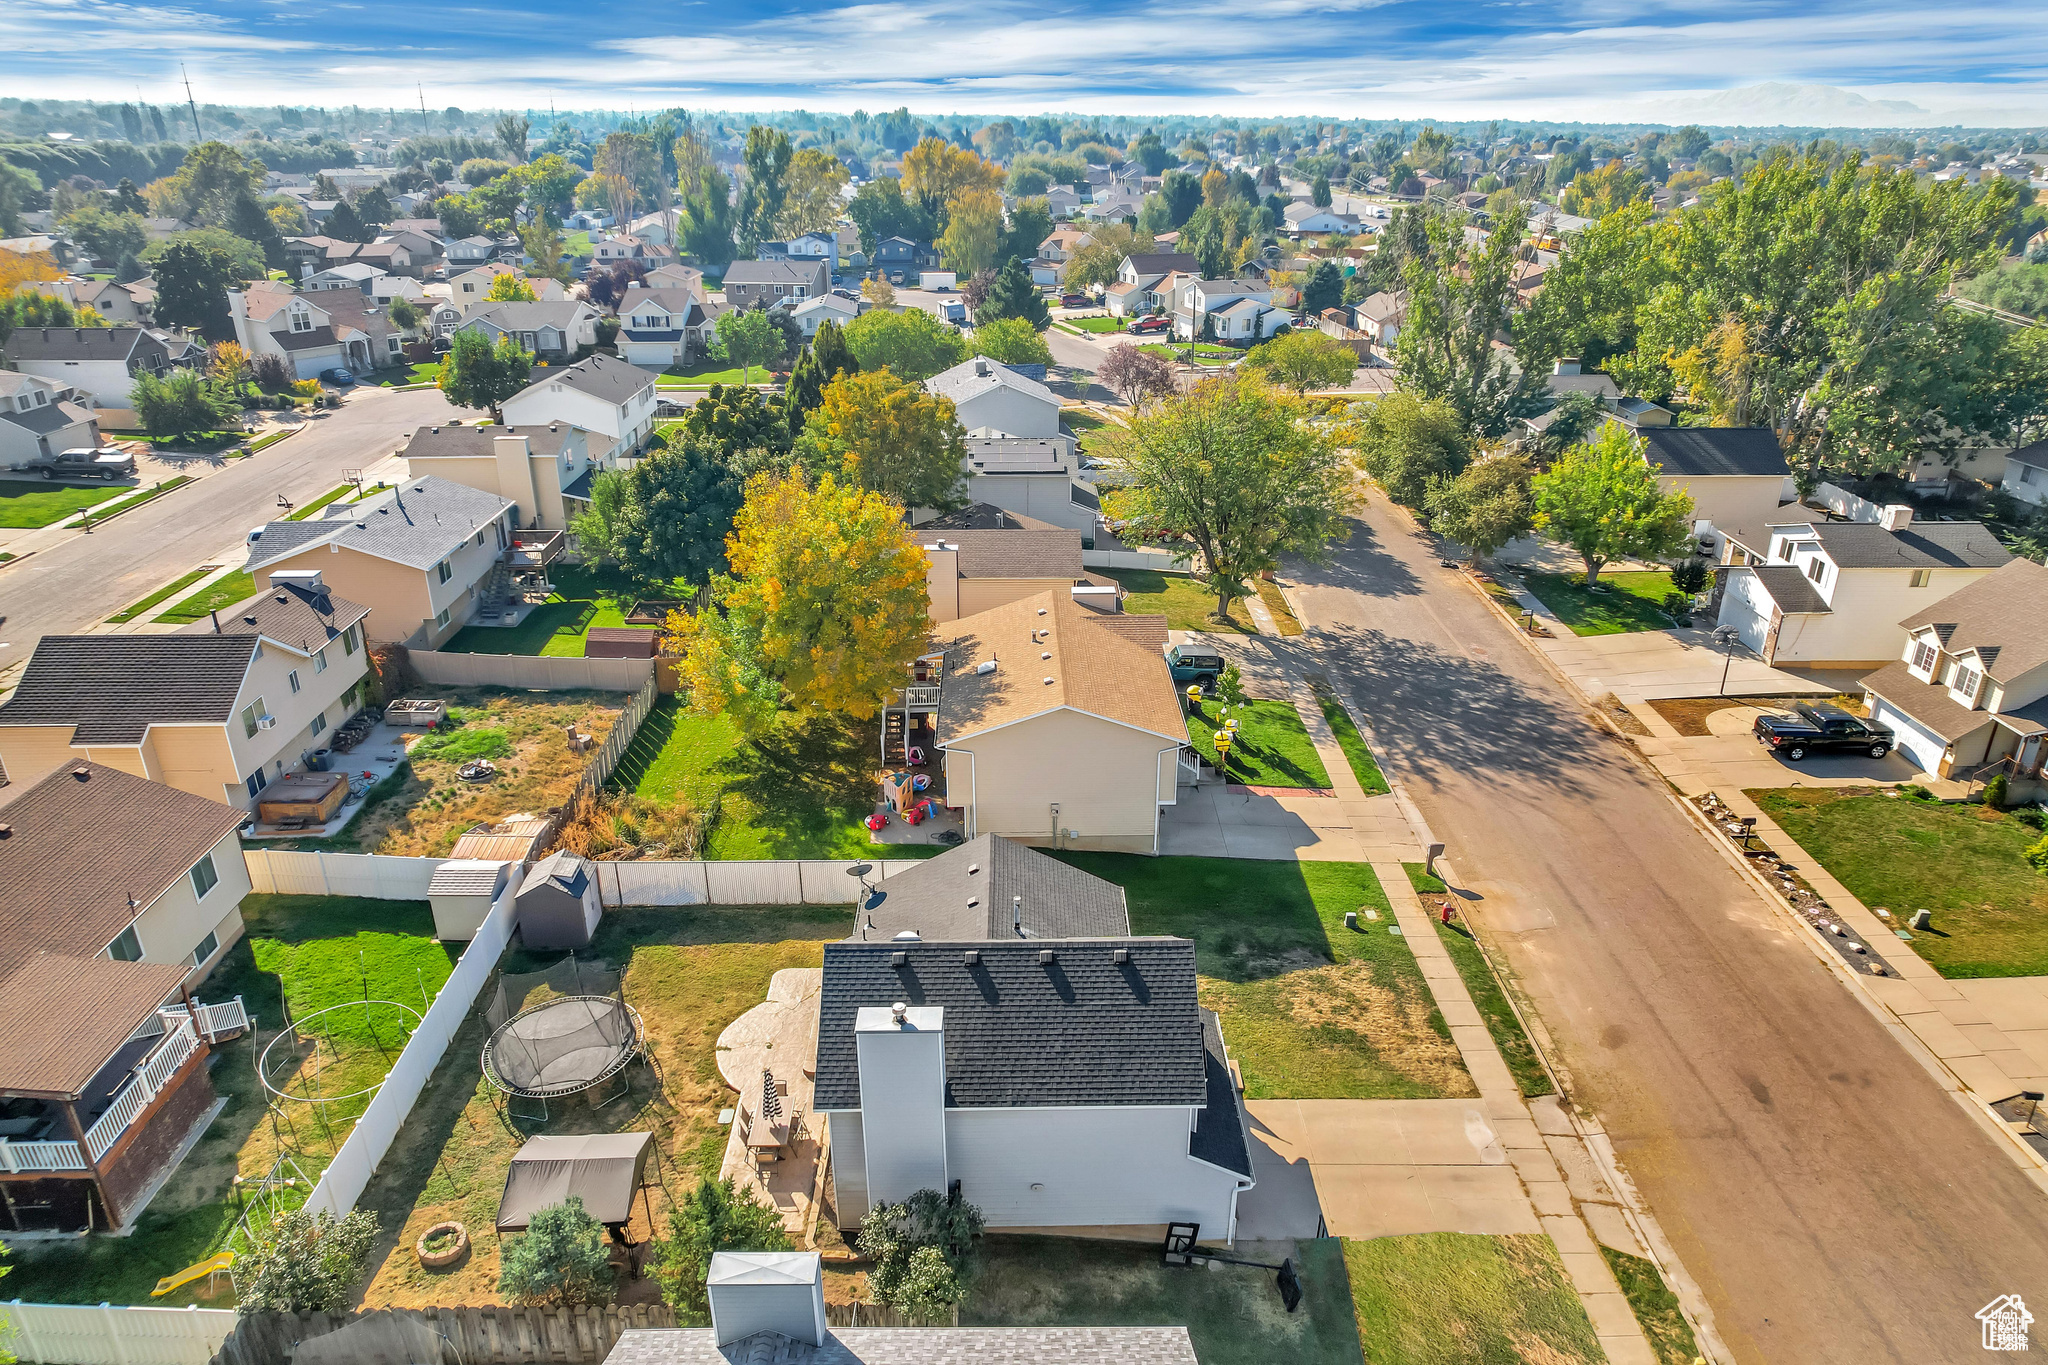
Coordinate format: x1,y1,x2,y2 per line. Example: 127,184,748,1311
1302,259,1344,314
972,259,1050,331
323,197,370,243
151,240,237,340
811,318,858,384
229,189,288,269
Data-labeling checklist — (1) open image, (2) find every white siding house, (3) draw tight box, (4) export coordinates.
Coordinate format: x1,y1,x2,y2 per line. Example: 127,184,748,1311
925,357,1061,438
500,353,658,468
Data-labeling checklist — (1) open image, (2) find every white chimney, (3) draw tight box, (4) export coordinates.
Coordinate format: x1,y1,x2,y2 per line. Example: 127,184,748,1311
706,1251,826,1348
1554,357,1582,375
1879,504,1914,533
856,1004,947,1207
974,358,992,377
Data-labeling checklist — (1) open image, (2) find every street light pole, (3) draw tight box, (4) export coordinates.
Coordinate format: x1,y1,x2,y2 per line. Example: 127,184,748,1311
1713,625,1739,697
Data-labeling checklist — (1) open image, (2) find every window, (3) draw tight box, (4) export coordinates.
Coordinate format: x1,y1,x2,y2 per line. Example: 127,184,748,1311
436,559,453,583
476,529,485,546
310,711,326,737
190,853,219,899
1909,569,1931,588
1776,540,1793,561
288,669,301,694
246,768,269,798
191,930,219,967
388,336,403,355
342,681,361,710
342,624,358,656
1912,641,1937,673
106,925,142,962
1954,666,1981,700
313,648,327,674
242,703,260,738
436,607,451,627
1805,557,1825,584
2023,465,2040,486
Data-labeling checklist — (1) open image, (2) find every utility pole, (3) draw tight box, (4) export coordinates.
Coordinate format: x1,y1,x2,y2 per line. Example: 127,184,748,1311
419,84,429,133
181,64,202,141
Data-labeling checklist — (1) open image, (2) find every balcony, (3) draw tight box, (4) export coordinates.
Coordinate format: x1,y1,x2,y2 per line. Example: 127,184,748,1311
505,529,566,571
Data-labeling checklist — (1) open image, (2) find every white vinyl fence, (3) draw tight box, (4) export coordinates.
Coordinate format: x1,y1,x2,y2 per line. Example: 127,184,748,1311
404,652,654,691
1811,482,1887,524
301,881,516,1220
592,859,934,907
0,1302,235,1365
1083,546,1194,572
243,850,442,899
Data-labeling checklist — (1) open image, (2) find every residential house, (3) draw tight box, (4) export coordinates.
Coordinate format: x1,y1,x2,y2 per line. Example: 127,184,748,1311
442,236,499,271
454,299,601,362
722,258,830,312
1354,291,1406,355
402,422,597,531
919,521,1106,623
592,235,676,270
603,1254,1201,1364
1900,444,2007,493
228,283,403,380
0,371,99,468
790,290,858,338
1544,357,1621,404
959,435,1097,537
1170,279,1280,342
2,326,203,409
1043,185,1081,217
2002,440,2048,509
22,278,154,326
1714,508,2011,668
0,576,372,807
301,261,386,295
1622,422,1793,551
375,226,442,271
615,287,719,368
499,353,659,467
815,845,1249,1243
0,762,255,1232
563,210,612,233
925,357,1061,438
1104,252,1199,317
245,475,517,648
915,589,1187,853
622,211,672,245
642,264,707,296
1861,559,2048,791
1080,188,1143,222
442,265,568,310
1283,203,1361,235
1038,225,1093,263
872,237,936,279
760,232,837,262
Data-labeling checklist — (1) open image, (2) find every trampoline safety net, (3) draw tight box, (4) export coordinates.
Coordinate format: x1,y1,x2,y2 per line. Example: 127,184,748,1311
482,955,641,1101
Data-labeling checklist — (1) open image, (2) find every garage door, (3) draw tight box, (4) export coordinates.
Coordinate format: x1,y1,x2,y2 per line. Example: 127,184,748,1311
1870,699,1944,774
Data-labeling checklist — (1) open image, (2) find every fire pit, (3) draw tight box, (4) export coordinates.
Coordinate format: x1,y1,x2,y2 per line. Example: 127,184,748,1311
457,759,499,782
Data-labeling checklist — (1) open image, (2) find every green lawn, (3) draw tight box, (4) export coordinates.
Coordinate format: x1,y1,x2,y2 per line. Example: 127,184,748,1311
657,363,772,388
610,696,945,860
1315,693,1390,794
1406,865,1554,1098
1185,696,1331,788
1753,787,2048,978
0,478,126,527
155,570,256,623
1344,1234,1604,1365
1139,342,1237,365
1102,568,1251,632
439,563,655,657
1060,407,1107,435
1060,854,1472,1099
1521,569,1679,636
1600,1244,1702,1365
373,362,442,387
963,1236,1363,1365
1065,314,1127,333
108,566,215,622
287,481,388,520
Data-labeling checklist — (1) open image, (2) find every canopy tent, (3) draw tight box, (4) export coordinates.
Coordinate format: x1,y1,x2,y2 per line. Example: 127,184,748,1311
495,1132,654,1232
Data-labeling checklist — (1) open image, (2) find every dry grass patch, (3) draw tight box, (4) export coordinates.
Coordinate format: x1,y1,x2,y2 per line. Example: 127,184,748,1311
1647,693,1864,737
1595,693,1650,736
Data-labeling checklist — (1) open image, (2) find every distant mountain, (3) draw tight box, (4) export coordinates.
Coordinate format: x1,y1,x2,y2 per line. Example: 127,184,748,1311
1674,83,1931,128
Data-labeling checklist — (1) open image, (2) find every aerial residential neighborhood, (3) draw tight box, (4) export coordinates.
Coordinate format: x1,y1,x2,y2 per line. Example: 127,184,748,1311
1,26,2047,1365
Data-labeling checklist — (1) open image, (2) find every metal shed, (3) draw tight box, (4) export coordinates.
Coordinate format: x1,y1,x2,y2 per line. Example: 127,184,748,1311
515,851,601,950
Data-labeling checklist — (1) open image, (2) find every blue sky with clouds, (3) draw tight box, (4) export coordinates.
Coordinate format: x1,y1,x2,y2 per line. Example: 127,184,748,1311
4,0,2045,125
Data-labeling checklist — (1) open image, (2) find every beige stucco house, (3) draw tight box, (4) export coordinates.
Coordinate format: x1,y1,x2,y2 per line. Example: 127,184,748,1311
0,575,372,810
402,421,597,531
919,518,1117,622
931,591,1185,854
1617,420,1794,553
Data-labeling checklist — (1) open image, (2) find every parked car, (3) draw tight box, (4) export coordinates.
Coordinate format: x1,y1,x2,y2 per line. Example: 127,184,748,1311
1752,703,1895,761
319,367,356,386
1164,643,1226,692
26,447,135,481
1060,292,1089,309
1127,315,1171,334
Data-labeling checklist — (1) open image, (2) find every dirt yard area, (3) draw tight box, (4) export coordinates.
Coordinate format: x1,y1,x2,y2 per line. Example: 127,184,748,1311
1647,693,1865,737
291,688,624,856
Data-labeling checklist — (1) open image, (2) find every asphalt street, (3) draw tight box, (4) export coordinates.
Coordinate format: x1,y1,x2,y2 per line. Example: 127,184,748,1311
0,385,462,664
1295,496,2048,1364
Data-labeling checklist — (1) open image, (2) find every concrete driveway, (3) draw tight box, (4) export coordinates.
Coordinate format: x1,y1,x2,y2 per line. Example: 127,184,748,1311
1633,700,1935,797
1533,625,1862,703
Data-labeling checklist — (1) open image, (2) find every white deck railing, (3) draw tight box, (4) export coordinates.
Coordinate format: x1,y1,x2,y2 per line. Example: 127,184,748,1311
83,1016,198,1163
0,1141,86,1173
158,997,250,1043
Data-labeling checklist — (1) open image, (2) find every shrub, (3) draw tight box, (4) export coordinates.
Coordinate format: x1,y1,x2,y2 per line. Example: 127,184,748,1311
1663,592,1695,619
1983,773,2010,809
856,1189,984,1322
239,1208,380,1312
498,1196,614,1306
653,1177,790,1321
1669,556,1710,595
2027,833,2048,876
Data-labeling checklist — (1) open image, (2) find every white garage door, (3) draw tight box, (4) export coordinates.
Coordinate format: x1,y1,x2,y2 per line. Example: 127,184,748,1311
1869,699,1945,774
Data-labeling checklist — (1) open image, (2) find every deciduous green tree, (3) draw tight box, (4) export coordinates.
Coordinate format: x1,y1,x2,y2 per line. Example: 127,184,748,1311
970,316,1054,368
677,166,736,267
148,239,238,340
799,369,967,511
1532,424,1695,584
499,1197,612,1307
438,328,533,421
132,367,237,439
1350,392,1471,508
843,306,969,380
737,126,792,253
857,1190,985,1324
1423,450,1536,562
1397,202,1544,437
939,187,1003,277
1243,329,1357,393
613,434,745,586
846,177,934,258
239,1209,379,1313
712,307,787,385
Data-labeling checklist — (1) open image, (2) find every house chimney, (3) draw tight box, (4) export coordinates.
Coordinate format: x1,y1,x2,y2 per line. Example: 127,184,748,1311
1879,504,1914,533
706,1252,827,1349
974,358,991,377
856,1004,947,1205
1013,895,1023,935
1554,357,1581,376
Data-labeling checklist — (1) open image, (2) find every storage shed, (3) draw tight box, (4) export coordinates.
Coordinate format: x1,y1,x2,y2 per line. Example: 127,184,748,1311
516,851,601,950
428,858,515,940
584,627,658,659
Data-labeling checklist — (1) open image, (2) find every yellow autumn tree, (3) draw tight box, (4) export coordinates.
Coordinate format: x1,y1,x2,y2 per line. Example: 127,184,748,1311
666,470,933,731
938,186,1003,276
484,271,540,302
901,138,1005,224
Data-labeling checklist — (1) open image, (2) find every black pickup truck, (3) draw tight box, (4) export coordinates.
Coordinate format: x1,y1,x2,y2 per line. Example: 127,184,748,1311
1753,702,1894,761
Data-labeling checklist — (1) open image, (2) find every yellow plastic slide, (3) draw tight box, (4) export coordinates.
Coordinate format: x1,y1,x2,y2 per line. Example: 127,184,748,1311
151,1251,233,1298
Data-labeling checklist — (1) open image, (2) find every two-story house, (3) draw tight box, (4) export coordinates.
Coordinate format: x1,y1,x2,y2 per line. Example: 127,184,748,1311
592,235,676,270
954,436,1095,537
1038,225,1093,264
454,299,601,362
1861,560,2048,792
22,278,155,326
2002,439,2048,510
444,265,568,305
722,259,831,312
1621,421,1794,552
245,476,516,648
1171,278,1280,342
500,353,658,468
402,421,597,531
442,235,499,272
871,237,935,280
228,282,403,381
1080,188,1144,222
0,371,99,468
925,356,1061,439
759,232,837,262
1104,252,1199,318
2,326,203,409
0,574,372,809
642,263,706,296
0,762,255,1233
1714,508,2012,668
614,287,719,369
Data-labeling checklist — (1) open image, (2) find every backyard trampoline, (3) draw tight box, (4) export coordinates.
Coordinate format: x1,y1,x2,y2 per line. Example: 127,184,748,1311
481,994,644,1122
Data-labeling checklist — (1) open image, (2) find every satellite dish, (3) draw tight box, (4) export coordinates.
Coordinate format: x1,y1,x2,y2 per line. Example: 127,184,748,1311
848,863,874,878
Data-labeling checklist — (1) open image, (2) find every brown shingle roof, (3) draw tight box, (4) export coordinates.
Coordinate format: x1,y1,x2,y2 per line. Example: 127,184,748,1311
0,761,246,979
1090,613,1170,653
184,580,369,656
0,953,186,1096
922,528,1081,579
1899,559,2048,681
938,591,1184,744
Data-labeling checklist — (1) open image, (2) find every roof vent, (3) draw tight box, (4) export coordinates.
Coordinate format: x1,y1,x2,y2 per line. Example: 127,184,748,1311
966,863,979,875
893,930,921,941
1113,947,1129,965
70,765,90,780
1041,651,1051,660
975,660,997,676
1037,607,1048,616
1038,949,1056,965
966,896,979,908
0,823,11,838
890,1001,908,1024
1043,676,1055,685
890,951,907,967
963,949,980,965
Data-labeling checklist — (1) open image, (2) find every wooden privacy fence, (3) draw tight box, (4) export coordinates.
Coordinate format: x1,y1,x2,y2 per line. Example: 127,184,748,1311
2,1302,235,1365
404,651,655,692
208,1305,678,1365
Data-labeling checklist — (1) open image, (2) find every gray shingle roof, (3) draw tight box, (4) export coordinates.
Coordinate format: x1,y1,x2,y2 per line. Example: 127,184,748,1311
462,300,590,330
403,422,585,461
1751,565,1832,615
1807,520,2010,570
2011,440,2048,472
0,635,258,742
926,358,1059,413
1124,252,1199,276
855,835,1129,942
814,938,1205,1111
723,259,827,286
1637,426,1789,479
525,352,656,405
602,1326,1201,1365
1191,1009,1253,1178
193,580,370,655
247,475,512,572
1862,661,1992,744
0,399,95,436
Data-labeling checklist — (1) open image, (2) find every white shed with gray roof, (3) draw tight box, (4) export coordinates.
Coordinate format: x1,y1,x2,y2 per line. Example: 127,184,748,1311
428,859,515,940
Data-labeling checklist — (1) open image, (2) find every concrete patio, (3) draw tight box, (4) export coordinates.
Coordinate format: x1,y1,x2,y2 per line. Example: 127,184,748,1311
714,968,825,1242
242,718,411,839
